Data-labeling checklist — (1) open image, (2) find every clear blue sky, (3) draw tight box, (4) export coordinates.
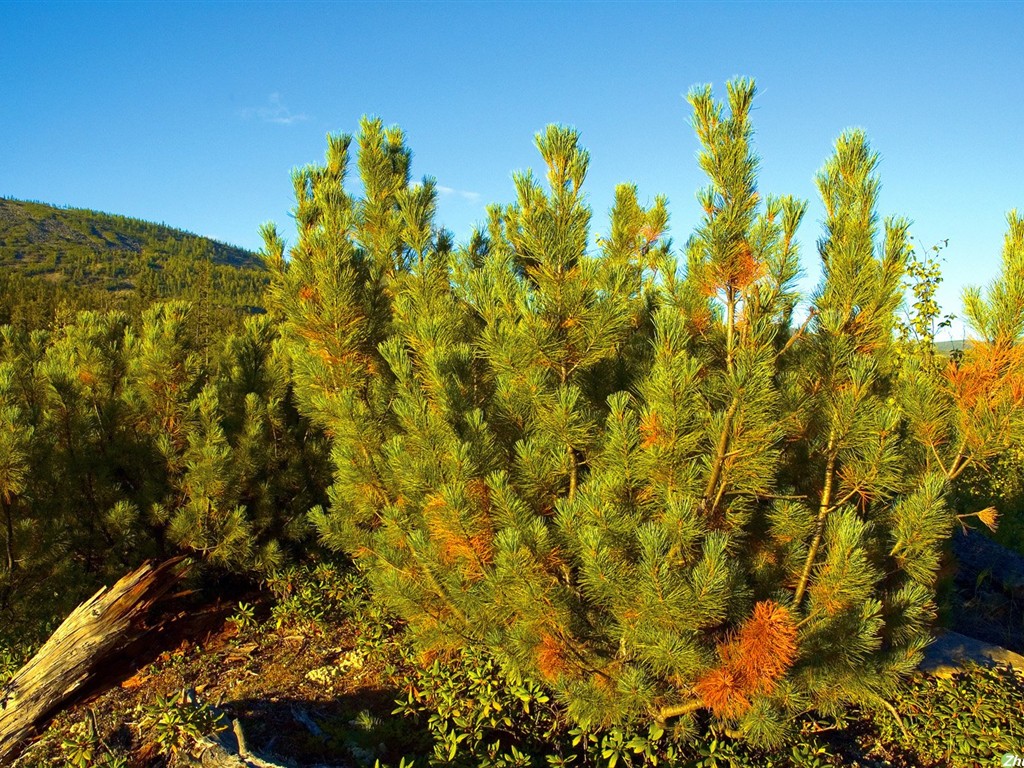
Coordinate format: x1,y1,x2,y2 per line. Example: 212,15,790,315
3,1,1022,334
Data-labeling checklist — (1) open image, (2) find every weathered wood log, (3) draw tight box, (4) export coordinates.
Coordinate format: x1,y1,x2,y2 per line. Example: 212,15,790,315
0,557,187,762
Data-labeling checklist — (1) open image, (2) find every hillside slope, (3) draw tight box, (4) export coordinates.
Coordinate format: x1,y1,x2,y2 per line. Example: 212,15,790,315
0,197,267,327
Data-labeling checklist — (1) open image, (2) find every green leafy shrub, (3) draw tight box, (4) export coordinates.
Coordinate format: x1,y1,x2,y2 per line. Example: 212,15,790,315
138,691,227,759
227,600,258,633
877,665,1024,766
387,638,844,768
264,561,366,633
58,716,129,768
392,645,564,766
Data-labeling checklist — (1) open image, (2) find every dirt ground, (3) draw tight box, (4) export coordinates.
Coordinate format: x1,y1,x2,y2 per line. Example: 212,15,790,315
12,595,423,767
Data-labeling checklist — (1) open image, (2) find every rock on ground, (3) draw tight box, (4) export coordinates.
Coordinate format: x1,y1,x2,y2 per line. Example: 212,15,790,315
920,630,1024,678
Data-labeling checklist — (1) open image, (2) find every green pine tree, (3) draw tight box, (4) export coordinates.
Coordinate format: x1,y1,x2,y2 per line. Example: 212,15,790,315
270,83,1024,743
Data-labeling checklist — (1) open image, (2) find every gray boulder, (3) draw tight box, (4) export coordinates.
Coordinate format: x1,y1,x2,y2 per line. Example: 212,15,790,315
920,630,1024,678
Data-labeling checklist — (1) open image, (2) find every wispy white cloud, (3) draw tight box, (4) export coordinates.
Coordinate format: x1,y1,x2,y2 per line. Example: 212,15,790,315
242,92,310,126
437,184,481,203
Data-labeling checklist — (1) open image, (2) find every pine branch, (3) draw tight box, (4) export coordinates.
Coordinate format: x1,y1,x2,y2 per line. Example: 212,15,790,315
832,485,863,509
410,550,471,627
725,287,737,375
879,698,908,738
2,497,14,579
928,442,949,477
655,699,703,724
946,446,970,480
793,442,837,607
746,491,808,501
568,448,579,500
701,396,740,518
776,309,817,360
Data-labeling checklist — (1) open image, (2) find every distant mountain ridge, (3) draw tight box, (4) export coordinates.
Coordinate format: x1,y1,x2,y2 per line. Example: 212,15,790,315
0,197,267,328
0,197,262,276
935,338,972,353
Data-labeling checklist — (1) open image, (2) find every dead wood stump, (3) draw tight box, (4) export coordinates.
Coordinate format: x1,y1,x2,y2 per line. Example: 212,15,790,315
0,557,187,762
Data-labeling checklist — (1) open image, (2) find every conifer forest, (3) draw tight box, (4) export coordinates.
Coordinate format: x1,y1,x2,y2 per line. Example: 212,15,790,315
1,80,1023,767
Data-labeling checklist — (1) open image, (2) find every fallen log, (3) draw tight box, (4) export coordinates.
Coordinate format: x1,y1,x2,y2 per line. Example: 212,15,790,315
0,557,187,762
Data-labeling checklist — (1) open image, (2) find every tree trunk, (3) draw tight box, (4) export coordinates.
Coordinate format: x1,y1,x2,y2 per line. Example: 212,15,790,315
0,557,187,762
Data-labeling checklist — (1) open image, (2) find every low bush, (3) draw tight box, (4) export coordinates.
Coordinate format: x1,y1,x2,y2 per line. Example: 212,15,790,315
877,665,1024,766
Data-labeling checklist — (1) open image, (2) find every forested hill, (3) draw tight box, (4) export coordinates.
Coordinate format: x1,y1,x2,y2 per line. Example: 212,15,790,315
0,197,267,328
